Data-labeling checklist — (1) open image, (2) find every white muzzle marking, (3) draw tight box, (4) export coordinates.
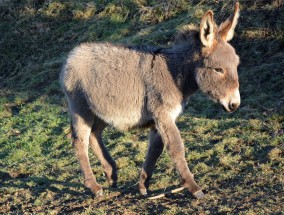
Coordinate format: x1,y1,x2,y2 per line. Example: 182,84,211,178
220,88,240,112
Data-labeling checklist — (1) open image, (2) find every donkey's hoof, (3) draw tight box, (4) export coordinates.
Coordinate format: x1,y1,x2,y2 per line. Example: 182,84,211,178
140,188,147,196
95,189,104,197
193,190,205,199
89,185,103,197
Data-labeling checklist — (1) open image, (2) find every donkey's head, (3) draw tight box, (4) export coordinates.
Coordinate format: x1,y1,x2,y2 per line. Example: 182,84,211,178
195,3,240,112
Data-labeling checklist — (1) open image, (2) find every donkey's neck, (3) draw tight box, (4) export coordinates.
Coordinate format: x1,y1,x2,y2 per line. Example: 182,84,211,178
159,46,200,100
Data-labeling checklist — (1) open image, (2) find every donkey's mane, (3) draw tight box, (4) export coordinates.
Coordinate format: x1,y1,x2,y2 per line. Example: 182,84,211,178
93,25,200,58
173,24,200,47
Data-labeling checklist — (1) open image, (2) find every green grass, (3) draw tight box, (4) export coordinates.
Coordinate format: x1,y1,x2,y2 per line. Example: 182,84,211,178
0,0,283,214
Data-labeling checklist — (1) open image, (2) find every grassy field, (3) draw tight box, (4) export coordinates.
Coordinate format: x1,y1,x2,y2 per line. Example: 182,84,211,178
0,0,283,214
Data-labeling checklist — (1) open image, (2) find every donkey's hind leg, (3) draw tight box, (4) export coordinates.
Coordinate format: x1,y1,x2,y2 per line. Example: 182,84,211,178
89,117,117,187
70,104,103,196
139,127,164,195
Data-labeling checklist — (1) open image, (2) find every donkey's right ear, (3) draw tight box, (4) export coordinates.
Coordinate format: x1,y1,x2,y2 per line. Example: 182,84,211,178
200,10,217,49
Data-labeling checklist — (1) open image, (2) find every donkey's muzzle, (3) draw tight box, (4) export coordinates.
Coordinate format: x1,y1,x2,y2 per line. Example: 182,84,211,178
228,102,239,112
222,100,240,113
221,102,239,113
220,88,241,113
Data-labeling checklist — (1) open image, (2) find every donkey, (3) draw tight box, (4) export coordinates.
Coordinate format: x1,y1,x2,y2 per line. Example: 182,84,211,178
60,3,240,199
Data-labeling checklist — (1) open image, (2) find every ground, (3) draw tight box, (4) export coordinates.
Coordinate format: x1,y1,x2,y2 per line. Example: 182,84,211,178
0,0,283,214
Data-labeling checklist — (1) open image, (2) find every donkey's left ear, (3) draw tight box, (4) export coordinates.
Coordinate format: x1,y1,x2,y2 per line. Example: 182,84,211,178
218,2,240,42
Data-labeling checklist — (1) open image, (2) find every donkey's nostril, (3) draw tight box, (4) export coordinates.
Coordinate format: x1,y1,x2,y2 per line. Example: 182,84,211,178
229,102,239,112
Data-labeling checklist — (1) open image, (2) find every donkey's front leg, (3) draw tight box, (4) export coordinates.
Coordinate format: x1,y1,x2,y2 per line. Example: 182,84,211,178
155,116,204,199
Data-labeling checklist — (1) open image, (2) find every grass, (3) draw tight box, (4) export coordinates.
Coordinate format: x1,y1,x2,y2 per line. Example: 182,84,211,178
0,0,283,214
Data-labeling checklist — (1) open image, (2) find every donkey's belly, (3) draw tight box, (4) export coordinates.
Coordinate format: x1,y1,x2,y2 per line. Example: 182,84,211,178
94,107,152,131
85,91,150,131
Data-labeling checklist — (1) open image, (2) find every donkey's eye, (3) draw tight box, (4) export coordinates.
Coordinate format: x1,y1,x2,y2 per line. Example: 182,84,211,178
214,68,224,74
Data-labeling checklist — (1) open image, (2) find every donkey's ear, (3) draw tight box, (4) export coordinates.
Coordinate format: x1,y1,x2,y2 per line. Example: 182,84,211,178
200,10,217,48
218,2,240,42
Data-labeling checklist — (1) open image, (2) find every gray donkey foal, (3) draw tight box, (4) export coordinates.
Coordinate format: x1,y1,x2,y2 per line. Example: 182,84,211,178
60,3,241,199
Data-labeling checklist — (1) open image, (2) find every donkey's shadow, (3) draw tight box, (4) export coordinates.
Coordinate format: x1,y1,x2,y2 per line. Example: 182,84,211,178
0,170,85,196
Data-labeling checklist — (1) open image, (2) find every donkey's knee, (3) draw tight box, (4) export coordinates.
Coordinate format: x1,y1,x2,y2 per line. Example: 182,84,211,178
72,137,87,160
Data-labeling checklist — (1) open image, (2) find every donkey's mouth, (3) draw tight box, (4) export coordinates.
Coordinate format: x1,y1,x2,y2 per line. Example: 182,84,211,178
221,103,239,113
222,104,229,112
219,92,240,113
217,99,232,113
